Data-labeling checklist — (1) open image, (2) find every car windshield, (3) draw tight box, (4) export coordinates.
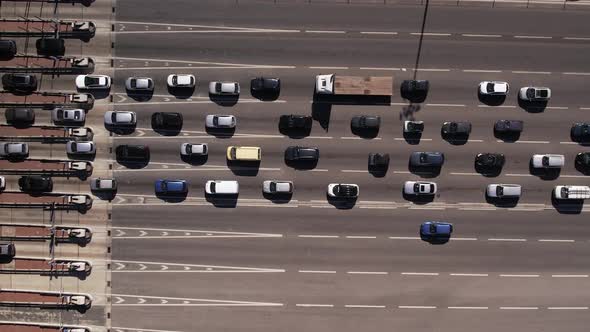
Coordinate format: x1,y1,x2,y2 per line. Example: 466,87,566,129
538,89,548,97
270,183,276,191
526,88,535,99
420,153,427,163
70,143,77,152
85,77,100,85
185,145,192,154
14,75,28,83
429,224,436,233
497,186,504,196
413,183,420,192
486,83,494,92
210,182,216,192
213,117,219,126
542,156,549,167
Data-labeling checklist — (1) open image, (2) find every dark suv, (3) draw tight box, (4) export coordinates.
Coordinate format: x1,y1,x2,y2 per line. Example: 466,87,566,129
0,243,16,259
441,121,471,136
18,176,53,193
279,114,312,131
116,144,150,163
151,112,183,130
2,74,38,94
400,79,429,102
5,108,35,126
475,153,505,169
0,40,17,60
494,120,523,133
284,146,319,162
410,151,445,167
250,77,280,95
571,123,590,142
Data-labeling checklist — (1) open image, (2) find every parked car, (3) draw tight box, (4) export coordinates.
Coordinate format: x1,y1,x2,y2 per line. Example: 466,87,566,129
403,120,424,134
475,153,505,169
420,221,453,244
152,112,183,130
125,77,154,91
155,179,188,195
575,152,590,172
404,181,437,195
205,115,236,129
208,81,240,95
262,180,293,194
519,86,551,101
167,74,196,88
368,153,390,169
18,176,53,193
351,115,380,131
400,79,429,101
284,146,319,162
2,74,38,93
279,114,312,131
66,141,95,156
486,184,521,199
104,111,136,126
441,121,471,136
90,178,117,192
75,74,111,89
180,143,208,157
116,144,150,163
0,142,29,158
0,39,17,60
205,180,239,195
554,185,590,200
0,176,5,191
494,120,524,133
0,243,16,259
5,108,34,126
327,183,359,198
409,152,445,167
478,81,509,96
531,154,564,169
250,77,280,94
52,108,86,125
36,38,65,56
571,122,590,142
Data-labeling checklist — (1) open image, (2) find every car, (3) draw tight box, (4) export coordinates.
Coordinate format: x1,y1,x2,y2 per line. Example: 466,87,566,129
494,120,524,133
2,74,38,93
167,74,196,88
554,185,590,200
116,145,150,162
52,108,86,125
75,74,111,89
155,179,188,195
104,111,136,126
478,81,509,96
36,38,65,56
441,121,471,136
486,184,521,199
368,153,390,168
0,243,16,259
180,143,208,157
531,154,564,169
327,183,359,198
205,115,236,129
409,151,445,168
205,180,239,195
575,152,590,171
263,180,293,194
475,153,505,169
571,122,590,142
226,146,261,161
403,120,424,133
5,108,35,126
151,112,183,130
351,115,381,131
90,178,117,192
279,114,312,131
420,221,453,244
250,77,280,95
0,176,5,191
519,86,551,101
284,146,319,162
400,80,429,101
208,81,240,95
404,181,437,195
66,141,95,156
125,77,154,91
0,142,29,158
0,39,17,60
18,176,53,193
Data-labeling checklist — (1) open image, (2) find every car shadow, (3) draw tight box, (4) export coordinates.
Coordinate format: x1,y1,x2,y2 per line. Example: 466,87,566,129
209,94,239,107
104,124,136,135
206,127,235,138
155,192,187,203
126,90,153,102
313,94,391,106
441,132,469,146
401,92,427,104
81,89,110,100
478,93,506,106
251,90,280,101
262,192,293,204
518,98,547,113
403,132,422,145
529,162,561,181
426,238,450,245
181,154,208,166
574,163,590,175
311,102,332,131
67,153,95,162
168,86,195,99
551,195,583,214
570,133,590,146
474,164,502,178
227,160,260,177
205,194,238,208
493,130,521,143
485,195,519,208
351,126,379,139
327,194,358,210
91,190,117,202
279,127,311,139
408,164,441,179
369,166,388,178
285,159,319,170
402,192,435,204
115,158,149,169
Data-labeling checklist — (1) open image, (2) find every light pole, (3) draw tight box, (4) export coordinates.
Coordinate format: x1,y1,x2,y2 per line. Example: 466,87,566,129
413,0,430,80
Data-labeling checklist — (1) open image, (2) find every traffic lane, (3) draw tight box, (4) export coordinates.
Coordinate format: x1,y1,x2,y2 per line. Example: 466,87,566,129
111,205,590,241
114,33,590,72
117,0,590,38
112,236,590,274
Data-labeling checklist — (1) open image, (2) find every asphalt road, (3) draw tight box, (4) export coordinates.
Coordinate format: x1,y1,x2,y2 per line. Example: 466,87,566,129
111,1,590,332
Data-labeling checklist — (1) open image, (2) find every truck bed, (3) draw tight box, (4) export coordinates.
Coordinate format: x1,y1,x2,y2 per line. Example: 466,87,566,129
335,76,392,96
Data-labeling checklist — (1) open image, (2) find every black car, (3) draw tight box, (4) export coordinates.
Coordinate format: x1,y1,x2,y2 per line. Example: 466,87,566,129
475,153,505,168
284,146,319,162
571,123,590,142
36,38,65,56
400,80,429,101
2,74,38,94
441,121,471,136
368,153,390,168
0,243,16,259
151,112,183,130
279,114,312,130
494,120,523,133
18,176,53,193
351,115,381,131
250,77,280,94
0,39,17,60
409,151,445,167
116,144,150,162
575,152,590,171
5,108,35,126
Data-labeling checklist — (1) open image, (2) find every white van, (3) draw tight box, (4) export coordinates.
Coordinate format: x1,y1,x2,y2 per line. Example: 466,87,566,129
205,180,239,195
553,185,590,200
486,184,521,198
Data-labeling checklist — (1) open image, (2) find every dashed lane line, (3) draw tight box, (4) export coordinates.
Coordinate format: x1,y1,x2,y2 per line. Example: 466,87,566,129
296,304,334,307
448,306,489,310
548,307,589,310
399,306,437,309
464,69,503,73
449,273,489,277
514,35,552,39
410,32,452,36
347,271,389,275
462,34,502,38
488,238,527,242
305,30,346,34
552,275,589,278
499,274,540,278
299,270,337,274
539,239,576,243
500,307,539,310
511,70,552,75
345,305,387,308
360,31,398,35
401,272,440,276
308,66,349,69
298,235,340,238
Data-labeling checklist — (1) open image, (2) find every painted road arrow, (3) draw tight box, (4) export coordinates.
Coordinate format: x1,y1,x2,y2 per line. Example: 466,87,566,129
113,226,282,239
111,293,283,307
111,260,284,273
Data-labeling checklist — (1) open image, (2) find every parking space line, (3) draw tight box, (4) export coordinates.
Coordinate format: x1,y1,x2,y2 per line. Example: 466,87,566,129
308,66,348,70
305,30,345,34
547,307,589,310
410,32,452,36
514,35,552,39
360,31,398,35
345,236,377,239
388,236,420,240
426,103,465,107
511,70,552,74
462,34,502,38
298,235,339,238
463,69,503,73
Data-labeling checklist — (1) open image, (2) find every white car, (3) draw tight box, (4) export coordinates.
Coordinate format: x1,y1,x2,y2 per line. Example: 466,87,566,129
208,81,240,95
0,142,29,158
90,177,117,192
519,86,551,101
327,183,359,198
104,111,136,126
531,154,564,168
75,75,111,89
180,143,208,156
167,74,196,88
404,181,437,195
205,180,239,195
263,180,293,194
125,77,154,91
0,176,5,191
52,108,86,125
478,81,509,96
205,115,236,129
66,141,96,156
486,184,521,198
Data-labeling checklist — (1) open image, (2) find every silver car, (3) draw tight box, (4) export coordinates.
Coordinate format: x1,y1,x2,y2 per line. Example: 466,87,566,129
205,115,236,129
125,77,154,91
90,177,117,192
208,81,240,95
263,180,293,194
486,184,521,198
180,143,208,156
167,74,196,88
519,86,551,101
531,154,564,168
0,142,29,158
104,111,136,126
52,108,86,125
66,141,96,156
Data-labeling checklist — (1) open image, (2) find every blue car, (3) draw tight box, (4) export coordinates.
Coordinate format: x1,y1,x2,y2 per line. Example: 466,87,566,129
154,179,188,195
420,221,453,244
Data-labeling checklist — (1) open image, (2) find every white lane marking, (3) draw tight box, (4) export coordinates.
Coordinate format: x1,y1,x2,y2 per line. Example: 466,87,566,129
111,294,283,306
296,303,334,307
112,260,284,273
488,238,527,242
310,169,329,172
538,239,575,243
389,236,420,240
500,307,538,310
308,66,349,70
514,35,552,39
112,327,186,332
581,107,590,110
116,30,300,34
559,142,576,145
426,103,465,107
559,175,590,178
462,34,502,38
564,72,590,76
341,136,362,140
345,236,377,239
416,68,451,72
399,305,437,309
500,274,540,278
298,235,339,238
515,140,550,144
112,55,293,68
545,106,569,110
341,170,366,173
305,30,346,34
298,270,337,274
360,67,400,71
463,69,503,73
512,70,552,74
449,273,489,277
451,237,478,241
552,275,589,278
468,139,484,143
448,306,488,310
392,170,412,174
402,272,440,276
506,173,533,177
410,32,452,36
547,307,589,310
116,21,296,32
345,305,386,308
347,271,388,275
361,31,398,35
478,104,516,108
114,226,282,238
563,37,590,41
116,66,296,70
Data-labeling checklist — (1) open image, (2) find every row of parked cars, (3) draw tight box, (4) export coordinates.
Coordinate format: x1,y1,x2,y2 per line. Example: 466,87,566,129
0,174,117,195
